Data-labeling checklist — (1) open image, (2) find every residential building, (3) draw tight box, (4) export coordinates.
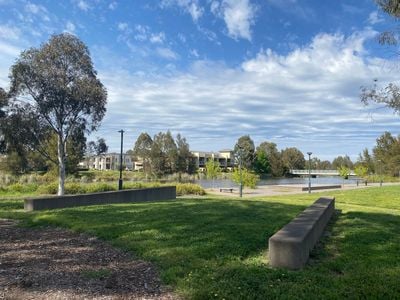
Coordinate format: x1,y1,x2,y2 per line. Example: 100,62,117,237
81,153,136,171
191,149,235,171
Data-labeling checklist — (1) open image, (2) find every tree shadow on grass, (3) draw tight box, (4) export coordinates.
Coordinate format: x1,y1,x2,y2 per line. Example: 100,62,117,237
6,198,400,299
175,208,400,299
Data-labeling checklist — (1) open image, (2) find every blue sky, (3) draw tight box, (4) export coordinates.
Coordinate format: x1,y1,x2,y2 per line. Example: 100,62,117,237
0,0,399,161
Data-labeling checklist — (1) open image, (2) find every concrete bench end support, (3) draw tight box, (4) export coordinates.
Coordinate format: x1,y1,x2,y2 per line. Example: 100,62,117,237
268,197,335,270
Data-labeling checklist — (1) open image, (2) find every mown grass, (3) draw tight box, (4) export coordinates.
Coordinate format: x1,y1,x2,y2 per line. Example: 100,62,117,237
1,186,400,299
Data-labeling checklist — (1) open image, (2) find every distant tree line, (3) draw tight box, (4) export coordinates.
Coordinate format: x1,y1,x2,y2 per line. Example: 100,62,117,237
233,135,331,177
232,133,400,178
131,131,197,178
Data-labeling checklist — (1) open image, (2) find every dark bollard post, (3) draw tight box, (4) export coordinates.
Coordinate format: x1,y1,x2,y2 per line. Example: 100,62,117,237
380,180,383,187
365,180,367,186
356,180,359,186
118,129,124,190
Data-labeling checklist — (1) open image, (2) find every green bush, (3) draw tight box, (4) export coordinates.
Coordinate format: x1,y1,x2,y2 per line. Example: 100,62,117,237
176,183,206,196
37,182,58,194
6,183,38,193
85,183,116,193
65,182,86,194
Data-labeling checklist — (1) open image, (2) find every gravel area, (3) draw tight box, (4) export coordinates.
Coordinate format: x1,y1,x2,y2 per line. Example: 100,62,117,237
0,219,178,300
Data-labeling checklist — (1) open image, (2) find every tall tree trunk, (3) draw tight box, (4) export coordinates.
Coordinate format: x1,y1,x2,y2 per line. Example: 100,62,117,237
57,134,66,196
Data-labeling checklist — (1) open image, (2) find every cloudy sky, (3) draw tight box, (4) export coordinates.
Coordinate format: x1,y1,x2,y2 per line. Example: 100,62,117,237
1,0,400,160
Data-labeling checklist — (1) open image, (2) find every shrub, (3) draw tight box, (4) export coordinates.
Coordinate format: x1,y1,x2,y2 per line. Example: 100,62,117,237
65,182,86,194
37,182,58,195
176,183,206,196
7,183,38,194
85,183,116,193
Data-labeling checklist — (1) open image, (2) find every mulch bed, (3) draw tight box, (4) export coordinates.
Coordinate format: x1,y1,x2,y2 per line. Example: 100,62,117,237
0,219,178,300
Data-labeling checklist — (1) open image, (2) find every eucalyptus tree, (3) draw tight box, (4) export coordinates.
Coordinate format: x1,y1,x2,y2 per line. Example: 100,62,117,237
256,141,283,177
281,147,306,174
133,132,153,175
0,87,8,153
176,133,192,174
234,135,255,170
362,1,400,116
88,137,108,156
7,33,107,195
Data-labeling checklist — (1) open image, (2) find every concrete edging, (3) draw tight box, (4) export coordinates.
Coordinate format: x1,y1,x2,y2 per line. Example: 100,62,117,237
268,197,335,270
24,186,176,211
301,185,341,191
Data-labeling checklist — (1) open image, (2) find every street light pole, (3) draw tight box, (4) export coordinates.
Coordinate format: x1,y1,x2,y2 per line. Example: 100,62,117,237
239,150,243,198
118,130,124,190
307,152,312,194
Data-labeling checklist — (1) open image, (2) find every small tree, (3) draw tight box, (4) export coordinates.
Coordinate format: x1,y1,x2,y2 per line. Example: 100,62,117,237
231,168,260,189
338,165,351,187
7,33,107,195
354,165,368,179
205,158,221,188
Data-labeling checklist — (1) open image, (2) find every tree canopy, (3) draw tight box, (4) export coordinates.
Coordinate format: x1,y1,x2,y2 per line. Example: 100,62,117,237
5,33,107,195
234,135,255,170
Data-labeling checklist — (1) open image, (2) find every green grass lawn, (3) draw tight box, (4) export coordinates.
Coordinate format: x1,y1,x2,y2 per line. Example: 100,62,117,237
1,186,400,299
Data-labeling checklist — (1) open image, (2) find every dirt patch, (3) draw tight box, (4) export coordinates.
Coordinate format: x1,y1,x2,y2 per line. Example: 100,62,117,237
0,219,178,300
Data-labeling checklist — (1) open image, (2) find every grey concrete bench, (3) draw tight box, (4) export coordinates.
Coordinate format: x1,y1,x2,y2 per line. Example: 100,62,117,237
25,186,176,211
219,188,235,193
268,197,335,270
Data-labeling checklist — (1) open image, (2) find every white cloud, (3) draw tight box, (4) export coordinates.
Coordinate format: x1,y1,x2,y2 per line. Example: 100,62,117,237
161,0,204,22
117,22,128,31
190,49,199,57
212,0,256,41
0,40,21,57
150,32,165,44
73,0,90,11
97,29,398,157
0,25,20,40
24,2,50,22
25,3,42,14
65,21,76,33
156,47,179,60
108,1,117,10
368,11,384,25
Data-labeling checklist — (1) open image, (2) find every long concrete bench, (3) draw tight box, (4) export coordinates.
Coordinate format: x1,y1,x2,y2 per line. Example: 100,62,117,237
268,197,335,270
25,186,176,211
301,185,341,191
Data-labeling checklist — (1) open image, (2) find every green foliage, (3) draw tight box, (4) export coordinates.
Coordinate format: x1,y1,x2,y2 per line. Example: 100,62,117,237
281,147,305,173
6,33,107,195
231,168,260,188
332,155,353,169
234,135,255,170
205,159,221,180
354,165,369,178
176,183,206,196
256,141,283,177
338,165,351,180
373,131,400,176
37,182,58,194
253,149,270,175
133,132,153,175
6,183,38,194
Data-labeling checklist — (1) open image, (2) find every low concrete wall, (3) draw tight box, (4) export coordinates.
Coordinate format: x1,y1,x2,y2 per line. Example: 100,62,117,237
301,185,341,191
25,186,176,211
268,197,335,270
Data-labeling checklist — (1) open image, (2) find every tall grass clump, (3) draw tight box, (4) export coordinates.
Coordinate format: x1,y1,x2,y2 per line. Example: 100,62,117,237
176,183,206,196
